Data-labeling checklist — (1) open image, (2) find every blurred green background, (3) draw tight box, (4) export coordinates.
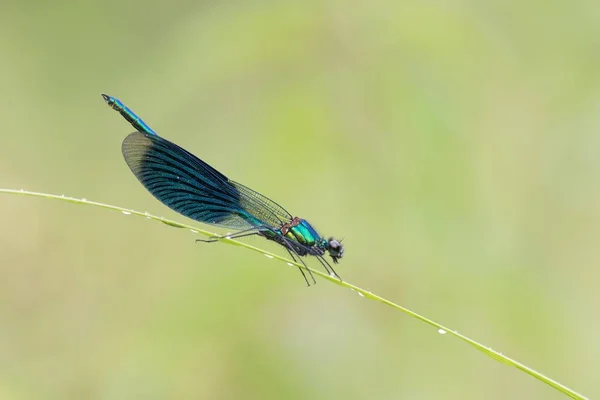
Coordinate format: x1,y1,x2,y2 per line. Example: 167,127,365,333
1,0,598,399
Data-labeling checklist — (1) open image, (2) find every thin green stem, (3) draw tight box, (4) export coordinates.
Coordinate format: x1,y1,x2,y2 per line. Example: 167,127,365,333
0,188,588,400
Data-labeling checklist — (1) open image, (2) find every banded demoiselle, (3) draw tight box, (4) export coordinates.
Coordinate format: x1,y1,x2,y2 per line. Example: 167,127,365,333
102,94,344,285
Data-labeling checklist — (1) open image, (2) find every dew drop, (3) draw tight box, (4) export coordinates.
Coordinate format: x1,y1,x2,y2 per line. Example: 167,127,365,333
225,236,232,240
357,292,365,297
190,229,199,234
81,198,87,202
264,254,274,259
287,262,294,267
437,328,447,335
61,194,65,198
121,210,132,215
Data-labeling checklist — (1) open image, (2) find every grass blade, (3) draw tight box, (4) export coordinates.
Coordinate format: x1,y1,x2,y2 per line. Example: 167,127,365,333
0,188,588,400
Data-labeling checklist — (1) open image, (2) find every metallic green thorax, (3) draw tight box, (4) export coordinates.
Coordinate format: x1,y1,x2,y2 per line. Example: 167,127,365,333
261,217,328,253
286,219,325,247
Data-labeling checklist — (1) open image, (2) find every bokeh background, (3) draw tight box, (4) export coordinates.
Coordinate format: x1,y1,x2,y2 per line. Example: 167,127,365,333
1,1,598,399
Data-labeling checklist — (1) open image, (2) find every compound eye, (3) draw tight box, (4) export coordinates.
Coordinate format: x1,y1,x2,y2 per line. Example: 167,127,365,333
328,238,343,257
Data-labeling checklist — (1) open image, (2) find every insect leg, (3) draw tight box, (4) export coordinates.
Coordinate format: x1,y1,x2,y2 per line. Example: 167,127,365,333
283,239,316,286
317,255,342,281
284,248,311,287
196,226,265,243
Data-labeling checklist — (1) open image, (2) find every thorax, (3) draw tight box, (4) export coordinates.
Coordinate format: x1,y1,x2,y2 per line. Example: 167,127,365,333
279,217,323,247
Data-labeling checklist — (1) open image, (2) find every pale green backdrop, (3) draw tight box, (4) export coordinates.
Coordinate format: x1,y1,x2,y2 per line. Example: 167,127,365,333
0,1,598,399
